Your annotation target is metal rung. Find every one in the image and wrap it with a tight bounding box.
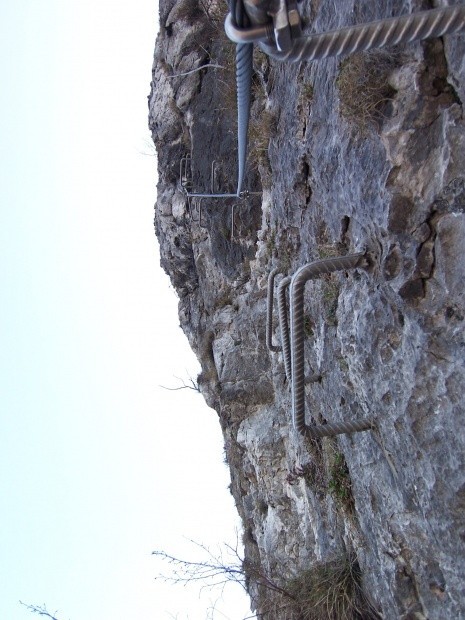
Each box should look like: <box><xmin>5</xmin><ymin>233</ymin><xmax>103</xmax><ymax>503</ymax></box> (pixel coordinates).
<box><xmin>267</xmin><ymin>254</ymin><xmax>374</xmax><ymax>438</ymax></box>
<box><xmin>178</xmin><ymin>155</ymin><xmax>261</xmax><ymax>240</ymax></box>
<box><xmin>179</xmin><ymin>154</ymin><xmax>193</xmax><ymax>193</ymax></box>
<box><xmin>211</xmin><ymin>160</ymin><xmax>221</xmax><ymax>194</ymax></box>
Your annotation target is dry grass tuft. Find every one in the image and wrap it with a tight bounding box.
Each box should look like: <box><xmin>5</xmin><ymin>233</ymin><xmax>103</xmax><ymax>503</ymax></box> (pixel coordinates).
<box><xmin>287</xmin><ymin>556</ymin><xmax>379</xmax><ymax>620</ymax></box>
<box><xmin>248</xmin><ymin>108</ymin><xmax>277</xmax><ymax>174</ymax></box>
<box><xmin>254</xmin><ymin>555</ymin><xmax>380</xmax><ymax>619</ymax></box>
<box><xmin>336</xmin><ymin>49</ymin><xmax>402</xmax><ymax>131</ymax></box>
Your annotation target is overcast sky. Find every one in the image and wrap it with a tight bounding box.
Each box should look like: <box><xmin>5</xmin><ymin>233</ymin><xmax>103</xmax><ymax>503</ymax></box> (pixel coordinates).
<box><xmin>0</xmin><ymin>1</ymin><xmax>250</xmax><ymax>618</ymax></box>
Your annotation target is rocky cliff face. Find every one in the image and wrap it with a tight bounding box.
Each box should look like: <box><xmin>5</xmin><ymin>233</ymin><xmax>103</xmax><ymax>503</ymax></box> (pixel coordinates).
<box><xmin>149</xmin><ymin>1</ymin><xmax>465</xmax><ymax>617</ymax></box>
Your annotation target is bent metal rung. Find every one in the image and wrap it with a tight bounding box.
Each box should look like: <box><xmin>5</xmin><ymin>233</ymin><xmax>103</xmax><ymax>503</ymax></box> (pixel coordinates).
<box><xmin>266</xmin><ymin>269</ymin><xmax>293</xmax><ymax>382</ymax></box>
<box><xmin>266</xmin><ymin>268</ymin><xmax>282</xmax><ymax>353</ymax></box>
<box><xmin>289</xmin><ymin>254</ymin><xmax>373</xmax><ymax>438</ymax></box>
<box><xmin>277</xmin><ymin>274</ymin><xmax>292</xmax><ymax>383</ymax></box>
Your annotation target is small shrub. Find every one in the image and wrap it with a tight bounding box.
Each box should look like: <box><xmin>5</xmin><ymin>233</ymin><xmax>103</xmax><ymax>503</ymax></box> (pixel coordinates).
<box><xmin>328</xmin><ymin>451</ymin><xmax>354</xmax><ymax>512</ymax></box>
<box><xmin>301</xmin><ymin>81</ymin><xmax>314</xmax><ymax>103</ymax></box>
<box><xmin>304</xmin><ymin>315</ymin><xmax>314</xmax><ymax>338</ymax></box>
<box><xmin>286</xmin><ymin>461</ymin><xmax>326</xmax><ymax>495</ymax></box>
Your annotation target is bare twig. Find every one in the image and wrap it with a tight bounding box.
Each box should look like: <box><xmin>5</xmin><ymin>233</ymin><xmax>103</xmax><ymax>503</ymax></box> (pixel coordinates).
<box><xmin>168</xmin><ymin>64</ymin><xmax>226</xmax><ymax>78</ymax></box>
<box><xmin>152</xmin><ymin>542</ymin><xmax>246</xmax><ymax>592</ymax></box>
<box><xmin>159</xmin><ymin>375</ymin><xmax>201</xmax><ymax>393</ymax></box>
<box><xmin>19</xmin><ymin>602</ymin><xmax>67</xmax><ymax>620</ymax></box>
<box><xmin>152</xmin><ymin>537</ymin><xmax>296</xmax><ymax>603</ymax></box>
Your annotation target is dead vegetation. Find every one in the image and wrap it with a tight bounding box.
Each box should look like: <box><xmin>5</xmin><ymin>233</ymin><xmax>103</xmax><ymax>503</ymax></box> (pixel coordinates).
<box><xmin>283</xmin><ymin>555</ymin><xmax>379</xmax><ymax>620</ymax></box>
<box><xmin>253</xmin><ymin>554</ymin><xmax>379</xmax><ymax>620</ymax></box>
<box><xmin>248</xmin><ymin>107</ymin><xmax>278</xmax><ymax>174</ymax></box>
<box><xmin>153</xmin><ymin>537</ymin><xmax>379</xmax><ymax>620</ymax></box>
<box><xmin>336</xmin><ymin>49</ymin><xmax>402</xmax><ymax>131</ymax></box>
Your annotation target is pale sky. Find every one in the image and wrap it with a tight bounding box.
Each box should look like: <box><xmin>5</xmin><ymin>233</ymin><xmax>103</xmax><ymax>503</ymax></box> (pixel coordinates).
<box><xmin>0</xmin><ymin>1</ymin><xmax>250</xmax><ymax>618</ymax></box>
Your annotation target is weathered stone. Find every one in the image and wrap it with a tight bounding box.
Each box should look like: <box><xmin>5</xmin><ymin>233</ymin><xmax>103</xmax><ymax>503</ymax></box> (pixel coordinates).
<box><xmin>149</xmin><ymin>1</ymin><xmax>465</xmax><ymax>617</ymax></box>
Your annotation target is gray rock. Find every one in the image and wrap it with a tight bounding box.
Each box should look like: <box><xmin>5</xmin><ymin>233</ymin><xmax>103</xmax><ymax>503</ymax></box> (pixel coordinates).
<box><xmin>149</xmin><ymin>1</ymin><xmax>465</xmax><ymax>617</ymax></box>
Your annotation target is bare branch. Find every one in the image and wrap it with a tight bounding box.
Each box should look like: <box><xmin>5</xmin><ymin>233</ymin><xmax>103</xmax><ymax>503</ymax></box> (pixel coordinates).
<box><xmin>152</xmin><ymin>536</ymin><xmax>296</xmax><ymax>606</ymax></box>
<box><xmin>159</xmin><ymin>375</ymin><xmax>200</xmax><ymax>393</ymax></box>
<box><xmin>152</xmin><ymin>539</ymin><xmax>247</xmax><ymax>595</ymax></box>
<box><xmin>19</xmin><ymin>602</ymin><xmax>68</xmax><ymax>620</ymax></box>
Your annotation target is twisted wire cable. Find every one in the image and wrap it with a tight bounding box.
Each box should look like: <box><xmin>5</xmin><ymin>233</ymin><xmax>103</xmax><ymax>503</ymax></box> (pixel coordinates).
<box><xmin>236</xmin><ymin>43</ymin><xmax>253</xmax><ymax>195</ymax></box>
<box><xmin>277</xmin><ymin>275</ymin><xmax>292</xmax><ymax>382</ymax></box>
<box><xmin>266</xmin><ymin>268</ymin><xmax>282</xmax><ymax>352</ymax></box>
<box><xmin>290</xmin><ymin>254</ymin><xmax>372</xmax><ymax>438</ymax></box>
<box><xmin>261</xmin><ymin>4</ymin><xmax>465</xmax><ymax>62</ymax></box>
<box><xmin>230</xmin><ymin>0</ymin><xmax>254</xmax><ymax>196</ymax></box>
<box><xmin>226</xmin><ymin>3</ymin><xmax>465</xmax><ymax>198</ymax></box>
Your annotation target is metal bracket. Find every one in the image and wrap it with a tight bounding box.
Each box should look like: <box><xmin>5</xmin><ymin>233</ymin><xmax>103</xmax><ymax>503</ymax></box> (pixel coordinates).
<box><xmin>179</xmin><ymin>154</ymin><xmax>193</xmax><ymax>193</ymax></box>
<box><xmin>271</xmin><ymin>0</ymin><xmax>302</xmax><ymax>52</ymax></box>
<box><xmin>178</xmin><ymin>154</ymin><xmax>261</xmax><ymax>240</ymax></box>
<box><xmin>226</xmin><ymin>0</ymin><xmax>302</xmax><ymax>51</ymax></box>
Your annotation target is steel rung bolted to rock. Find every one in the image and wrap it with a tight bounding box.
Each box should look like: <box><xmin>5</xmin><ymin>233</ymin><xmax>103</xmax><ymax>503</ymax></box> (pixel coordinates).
<box><xmin>278</xmin><ymin>274</ymin><xmax>292</xmax><ymax>383</ymax></box>
<box><xmin>266</xmin><ymin>268</ymin><xmax>293</xmax><ymax>380</ymax></box>
<box><xmin>179</xmin><ymin>154</ymin><xmax>193</xmax><ymax>193</ymax></box>
<box><xmin>266</xmin><ymin>268</ymin><xmax>282</xmax><ymax>353</ymax></box>
<box><xmin>289</xmin><ymin>254</ymin><xmax>373</xmax><ymax>438</ymax></box>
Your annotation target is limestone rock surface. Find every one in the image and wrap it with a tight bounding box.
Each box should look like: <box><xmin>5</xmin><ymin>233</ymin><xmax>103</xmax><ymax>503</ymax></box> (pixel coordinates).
<box><xmin>149</xmin><ymin>1</ymin><xmax>465</xmax><ymax>617</ymax></box>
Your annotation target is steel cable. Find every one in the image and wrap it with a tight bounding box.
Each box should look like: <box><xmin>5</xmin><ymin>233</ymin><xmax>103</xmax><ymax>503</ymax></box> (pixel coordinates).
<box><xmin>265</xmin><ymin>4</ymin><xmax>465</xmax><ymax>62</ymax></box>
<box><xmin>226</xmin><ymin>4</ymin><xmax>465</xmax><ymax>62</ymax></box>
<box><xmin>236</xmin><ymin>43</ymin><xmax>253</xmax><ymax>195</ymax></box>
<box><xmin>230</xmin><ymin>0</ymin><xmax>254</xmax><ymax>197</ymax></box>
<box><xmin>290</xmin><ymin>255</ymin><xmax>373</xmax><ymax>438</ymax></box>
